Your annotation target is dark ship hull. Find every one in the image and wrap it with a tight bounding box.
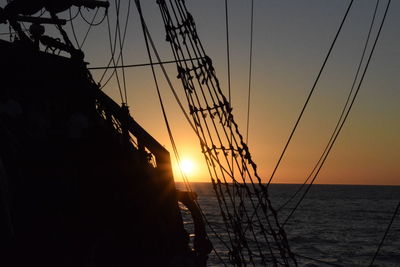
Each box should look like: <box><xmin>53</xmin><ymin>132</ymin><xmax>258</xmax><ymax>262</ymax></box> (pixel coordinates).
<box><xmin>0</xmin><ymin>39</ymin><xmax>207</xmax><ymax>266</ymax></box>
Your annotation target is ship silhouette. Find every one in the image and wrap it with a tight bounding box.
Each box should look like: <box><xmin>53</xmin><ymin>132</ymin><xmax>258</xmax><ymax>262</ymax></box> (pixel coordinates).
<box><xmin>1</xmin><ymin>1</ymin><xmax>397</xmax><ymax>266</ymax></box>
<box><xmin>0</xmin><ymin>1</ymin><xmax>211</xmax><ymax>266</ymax></box>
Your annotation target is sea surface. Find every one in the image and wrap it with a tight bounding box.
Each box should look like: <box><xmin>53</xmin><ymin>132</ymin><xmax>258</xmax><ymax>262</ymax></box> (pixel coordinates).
<box><xmin>176</xmin><ymin>183</ymin><xmax>400</xmax><ymax>266</ymax></box>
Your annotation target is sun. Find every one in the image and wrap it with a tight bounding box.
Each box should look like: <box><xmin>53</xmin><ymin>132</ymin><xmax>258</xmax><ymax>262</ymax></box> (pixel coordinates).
<box><xmin>180</xmin><ymin>158</ymin><xmax>196</xmax><ymax>175</ymax></box>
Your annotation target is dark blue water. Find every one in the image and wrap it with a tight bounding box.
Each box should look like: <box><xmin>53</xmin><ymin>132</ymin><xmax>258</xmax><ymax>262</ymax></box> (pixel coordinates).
<box><xmin>176</xmin><ymin>183</ymin><xmax>400</xmax><ymax>266</ymax></box>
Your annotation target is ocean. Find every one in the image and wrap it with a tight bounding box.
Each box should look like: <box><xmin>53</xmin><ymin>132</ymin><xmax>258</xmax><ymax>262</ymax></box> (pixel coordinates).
<box><xmin>176</xmin><ymin>183</ymin><xmax>400</xmax><ymax>266</ymax></box>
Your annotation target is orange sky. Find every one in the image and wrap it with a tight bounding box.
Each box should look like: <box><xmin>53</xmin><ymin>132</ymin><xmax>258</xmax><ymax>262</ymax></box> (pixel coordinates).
<box><xmin>2</xmin><ymin>0</ymin><xmax>397</xmax><ymax>185</ymax></box>
<box><xmin>122</xmin><ymin>1</ymin><xmax>399</xmax><ymax>185</ymax></box>
<box><xmin>103</xmin><ymin>1</ymin><xmax>399</xmax><ymax>185</ymax></box>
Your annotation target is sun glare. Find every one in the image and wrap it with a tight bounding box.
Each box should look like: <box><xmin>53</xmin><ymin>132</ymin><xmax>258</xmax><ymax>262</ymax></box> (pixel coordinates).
<box><xmin>180</xmin><ymin>158</ymin><xmax>195</xmax><ymax>175</ymax></box>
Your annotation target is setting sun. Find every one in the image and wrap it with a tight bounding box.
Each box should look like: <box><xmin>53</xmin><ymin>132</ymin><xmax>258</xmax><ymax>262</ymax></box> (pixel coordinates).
<box><xmin>172</xmin><ymin>148</ymin><xmax>208</xmax><ymax>182</ymax></box>
<box><xmin>180</xmin><ymin>158</ymin><xmax>196</xmax><ymax>176</ymax></box>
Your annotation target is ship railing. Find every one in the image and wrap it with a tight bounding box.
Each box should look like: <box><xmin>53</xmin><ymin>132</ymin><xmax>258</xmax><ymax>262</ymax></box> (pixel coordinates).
<box><xmin>94</xmin><ymin>88</ymin><xmax>174</xmax><ymax>183</ymax></box>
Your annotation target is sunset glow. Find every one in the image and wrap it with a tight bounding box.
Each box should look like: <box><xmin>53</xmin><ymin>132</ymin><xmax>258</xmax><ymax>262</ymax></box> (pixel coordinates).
<box><xmin>52</xmin><ymin>1</ymin><xmax>399</xmax><ymax>186</ymax></box>
<box><xmin>180</xmin><ymin>158</ymin><xmax>196</xmax><ymax>176</ymax></box>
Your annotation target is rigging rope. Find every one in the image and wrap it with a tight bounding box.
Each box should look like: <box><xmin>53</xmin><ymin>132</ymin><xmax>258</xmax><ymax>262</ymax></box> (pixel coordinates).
<box><xmin>266</xmin><ymin>0</ymin><xmax>355</xmax><ymax>186</ymax></box>
<box><xmin>278</xmin><ymin>0</ymin><xmax>381</xmax><ymax>213</ymax></box>
<box><xmin>245</xmin><ymin>0</ymin><xmax>254</xmax><ymax>145</ymax></box>
<box><xmin>369</xmin><ymin>200</ymin><xmax>400</xmax><ymax>266</ymax></box>
<box><xmin>66</xmin><ymin>7</ymin><xmax>80</xmax><ymax>21</ymax></box>
<box><xmin>134</xmin><ymin>4</ymin><xmax>231</xmax><ymax>264</ymax></box>
<box><xmin>283</xmin><ymin>0</ymin><xmax>391</xmax><ymax>226</ymax></box>
<box><xmin>235</xmin><ymin>0</ymin><xmax>356</xmax><ymax>238</ymax></box>
<box><xmin>69</xmin><ymin>6</ymin><xmax>107</xmax><ymax>49</ymax></box>
<box><xmin>114</xmin><ymin>0</ymin><xmax>129</xmax><ymax>104</ymax></box>
<box><xmin>224</xmin><ymin>0</ymin><xmax>235</xmax><ymax>199</ymax></box>
<box><xmin>79</xmin><ymin>6</ymin><xmax>107</xmax><ymax>26</ymax></box>
<box><xmin>69</xmin><ymin>7</ymin><xmax>81</xmax><ymax>48</ymax></box>
<box><xmin>135</xmin><ymin>0</ymin><xmax>189</xmax><ymax>193</ymax></box>
<box><xmin>98</xmin><ymin>0</ymin><xmax>131</xmax><ymax>102</ymax></box>
<box><xmin>88</xmin><ymin>58</ymin><xmax>202</xmax><ymax>70</ymax></box>
<box><xmin>104</xmin><ymin>11</ymin><xmax>124</xmax><ymax>103</ymax></box>
<box><xmin>224</xmin><ymin>0</ymin><xmax>231</xmax><ymax>103</ymax></box>
<box><xmin>155</xmin><ymin>0</ymin><xmax>297</xmax><ymax>265</ymax></box>
<box><xmin>241</xmin><ymin>0</ymin><xmax>355</xmax><ymax>243</ymax></box>
<box><xmin>79</xmin><ymin>7</ymin><xmax>100</xmax><ymax>48</ymax></box>
<box><xmin>137</xmin><ymin>23</ymin><xmax>266</xmax><ymax>261</ymax></box>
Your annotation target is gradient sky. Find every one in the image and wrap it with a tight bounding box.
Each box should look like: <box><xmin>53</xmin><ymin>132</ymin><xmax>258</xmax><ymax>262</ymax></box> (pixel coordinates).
<box><xmin>1</xmin><ymin>0</ymin><xmax>399</xmax><ymax>185</ymax></box>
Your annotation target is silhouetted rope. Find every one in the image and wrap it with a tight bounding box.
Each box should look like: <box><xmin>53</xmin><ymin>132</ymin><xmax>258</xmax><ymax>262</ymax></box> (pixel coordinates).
<box><xmin>156</xmin><ymin>0</ymin><xmax>296</xmax><ymax>265</ymax></box>
<box><xmin>370</xmin><ymin>200</ymin><xmax>400</xmax><ymax>266</ymax></box>
<box><xmin>283</xmin><ymin>0</ymin><xmax>391</xmax><ymax>226</ymax></box>
<box><xmin>266</xmin><ymin>0</ymin><xmax>354</xmax><ymax>186</ymax></box>
<box><xmin>66</xmin><ymin>7</ymin><xmax>80</xmax><ymax>21</ymax></box>
<box><xmin>174</xmin><ymin>1</ymin><xmax>280</xmax><ymax>263</ymax></box>
<box><xmin>103</xmin><ymin>12</ymin><xmax>124</xmax><ymax>102</ymax></box>
<box><xmin>79</xmin><ymin>6</ymin><xmax>107</xmax><ymax>26</ymax></box>
<box><xmin>79</xmin><ymin>7</ymin><xmax>100</xmax><ymax>48</ymax></box>
<box><xmin>243</xmin><ymin>0</ymin><xmax>355</xmax><ymax>247</ymax></box>
<box><xmin>114</xmin><ymin>0</ymin><xmax>129</xmax><ymax>104</ymax></box>
<box><xmin>278</xmin><ymin>0</ymin><xmax>381</xmax><ymax>212</ymax></box>
<box><xmin>69</xmin><ymin>7</ymin><xmax>81</xmax><ymax>47</ymax></box>
<box><xmin>141</xmin><ymin>24</ymin><xmax>268</xmax><ymax>261</ymax></box>
<box><xmin>135</xmin><ymin>5</ymin><xmax>231</xmax><ymax>265</ymax></box>
<box><xmin>160</xmin><ymin>1</ymin><xmax>260</xmax><ymax>264</ymax></box>
<box><xmin>88</xmin><ymin>58</ymin><xmax>202</xmax><ymax>70</ymax></box>
<box><xmin>135</xmin><ymin>0</ymin><xmax>193</xmax><ymax>194</ymax></box>
<box><xmin>69</xmin><ymin>6</ymin><xmax>108</xmax><ymax>49</ymax></box>
<box><xmin>245</xmin><ymin>0</ymin><xmax>254</xmax><ymax>145</ymax></box>
<box><xmin>224</xmin><ymin>0</ymin><xmax>231</xmax><ymax>103</ymax></box>
<box><xmin>97</xmin><ymin>0</ymin><xmax>130</xmax><ymax>97</ymax></box>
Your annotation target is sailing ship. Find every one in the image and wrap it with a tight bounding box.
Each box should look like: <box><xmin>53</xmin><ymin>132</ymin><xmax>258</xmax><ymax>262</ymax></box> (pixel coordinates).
<box><xmin>0</xmin><ymin>1</ymin><xmax>213</xmax><ymax>266</ymax></box>
<box><xmin>0</xmin><ymin>0</ymin><xmax>398</xmax><ymax>266</ymax></box>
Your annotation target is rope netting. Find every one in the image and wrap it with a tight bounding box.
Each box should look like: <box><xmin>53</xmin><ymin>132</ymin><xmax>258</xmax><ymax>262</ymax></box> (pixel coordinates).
<box><xmin>155</xmin><ymin>0</ymin><xmax>296</xmax><ymax>265</ymax></box>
